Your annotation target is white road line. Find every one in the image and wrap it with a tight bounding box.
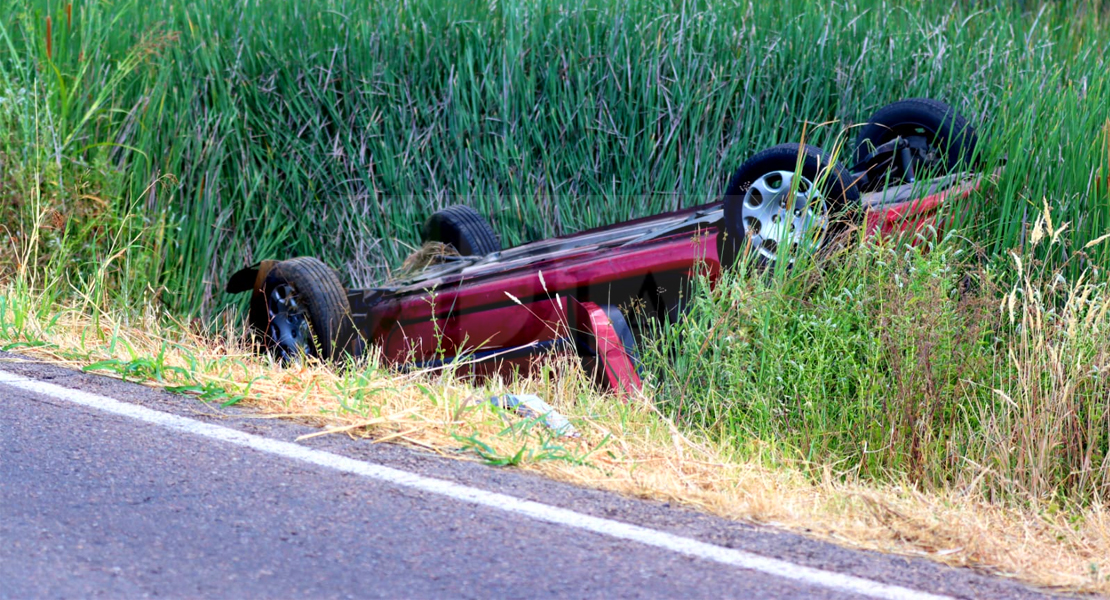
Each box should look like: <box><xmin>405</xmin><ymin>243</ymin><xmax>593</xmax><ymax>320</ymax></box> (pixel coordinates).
<box><xmin>0</xmin><ymin>370</ymin><xmax>953</xmax><ymax>600</ymax></box>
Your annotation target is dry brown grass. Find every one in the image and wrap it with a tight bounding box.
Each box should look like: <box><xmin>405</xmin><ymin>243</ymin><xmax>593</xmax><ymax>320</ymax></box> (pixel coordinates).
<box><xmin>1</xmin><ymin>292</ymin><xmax>1108</xmax><ymax>594</ymax></box>
<box><xmin>397</xmin><ymin>241</ymin><xmax>461</xmax><ymax>275</ymax></box>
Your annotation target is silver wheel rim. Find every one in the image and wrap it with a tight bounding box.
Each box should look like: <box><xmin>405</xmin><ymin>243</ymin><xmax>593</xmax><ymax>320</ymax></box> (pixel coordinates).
<box><xmin>267</xmin><ymin>283</ymin><xmax>310</xmax><ymax>360</ymax></box>
<box><xmin>741</xmin><ymin>170</ymin><xmax>828</xmax><ymax>262</ymax></box>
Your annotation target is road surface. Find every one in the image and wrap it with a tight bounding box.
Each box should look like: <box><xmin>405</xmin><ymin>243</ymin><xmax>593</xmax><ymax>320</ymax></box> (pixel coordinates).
<box><xmin>0</xmin><ymin>355</ymin><xmax>1061</xmax><ymax>599</ymax></box>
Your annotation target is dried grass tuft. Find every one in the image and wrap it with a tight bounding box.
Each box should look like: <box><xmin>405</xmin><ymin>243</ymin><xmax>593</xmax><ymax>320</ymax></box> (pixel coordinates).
<box><xmin>398</xmin><ymin>241</ymin><xmax>460</xmax><ymax>275</ymax></box>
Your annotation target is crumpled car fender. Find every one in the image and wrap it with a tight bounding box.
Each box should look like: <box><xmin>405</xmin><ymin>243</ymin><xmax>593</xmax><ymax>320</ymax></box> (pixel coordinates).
<box><xmin>225</xmin><ymin>260</ymin><xmax>277</xmax><ymax>294</ymax></box>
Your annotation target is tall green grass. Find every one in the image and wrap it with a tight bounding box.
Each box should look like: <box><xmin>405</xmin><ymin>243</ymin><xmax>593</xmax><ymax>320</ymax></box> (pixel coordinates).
<box><xmin>2</xmin><ymin>0</ymin><xmax>1108</xmax><ymax>317</ymax></box>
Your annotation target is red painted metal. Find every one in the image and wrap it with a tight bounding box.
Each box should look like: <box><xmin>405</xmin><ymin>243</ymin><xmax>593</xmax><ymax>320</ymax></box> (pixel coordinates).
<box><xmin>363</xmin><ymin>227</ymin><xmax>724</xmax><ymax>371</ymax></box>
<box><xmin>864</xmin><ymin>177</ymin><xmax>980</xmax><ymax>241</ymax></box>
<box><xmin>574</xmin><ymin>300</ymin><xmax>643</xmax><ymax>396</ymax></box>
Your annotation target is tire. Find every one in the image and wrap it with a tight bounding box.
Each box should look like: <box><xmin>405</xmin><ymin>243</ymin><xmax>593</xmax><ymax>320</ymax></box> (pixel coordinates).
<box><xmin>722</xmin><ymin>143</ymin><xmax>859</xmax><ymax>265</ymax></box>
<box><xmin>422</xmin><ymin>205</ymin><xmax>501</xmax><ymax>256</ymax></box>
<box><xmin>604</xmin><ymin>304</ymin><xmax>639</xmax><ymax>369</ymax></box>
<box><xmin>248</xmin><ymin>257</ymin><xmax>359</xmax><ymax>363</ymax></box>
<box><xmin>854</xmin><ymin>98</ymin><xmax>978</xmax><ymax>185</ymax></box>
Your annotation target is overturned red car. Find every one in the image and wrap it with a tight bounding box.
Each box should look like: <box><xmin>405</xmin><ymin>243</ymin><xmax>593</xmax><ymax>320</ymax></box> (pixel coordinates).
<box><xmin>227</xmin><ymin>98</ymin><xmax>985</xmax><ymax>394</ymax></box>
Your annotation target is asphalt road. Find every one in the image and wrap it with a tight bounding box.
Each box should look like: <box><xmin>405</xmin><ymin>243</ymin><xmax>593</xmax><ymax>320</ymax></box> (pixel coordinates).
<box><xmin>0</xmin><ymin>355</ymin><xmax>1066</xmax><ymax>599</ymax></box>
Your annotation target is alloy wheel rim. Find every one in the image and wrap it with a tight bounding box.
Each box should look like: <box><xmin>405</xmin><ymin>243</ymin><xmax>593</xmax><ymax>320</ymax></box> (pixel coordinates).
<box><xmin>741</xmin><ymin>170</ymin><xmax>828</xmax><ymax>262</ymax></box>
<box><xmin>266</xmin><ymin>283</ymin><xmax>310</xmax><ymax>360</ymax></box>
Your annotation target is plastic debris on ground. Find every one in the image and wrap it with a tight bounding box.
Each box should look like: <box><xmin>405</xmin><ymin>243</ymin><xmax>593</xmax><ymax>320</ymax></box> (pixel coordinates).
<box><xmin>487</xmin><ymin>394</ymin><xmax>579</xmax><ymax>438</ymax></box>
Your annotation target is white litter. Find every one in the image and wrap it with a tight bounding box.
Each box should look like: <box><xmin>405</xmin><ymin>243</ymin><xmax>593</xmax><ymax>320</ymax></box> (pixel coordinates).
<box><xmin>489</xmin><ymin>394</ymin><xmax>579</xmax><ymax>438</ymax></box>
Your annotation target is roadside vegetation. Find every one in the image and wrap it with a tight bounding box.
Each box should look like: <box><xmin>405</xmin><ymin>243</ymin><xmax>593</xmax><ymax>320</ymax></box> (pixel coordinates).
<box><xmin>2</xmin><ymin>0</ymin><xmax>1109</xmax><ymax>592</ymax></box>
<box><xmin>646</xmin><ymin>223</ymin><xmax>1110</xmax><ymax>507</ymax></box>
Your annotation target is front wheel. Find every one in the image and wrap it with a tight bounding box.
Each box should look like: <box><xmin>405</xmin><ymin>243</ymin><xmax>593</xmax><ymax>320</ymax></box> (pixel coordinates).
<box><xmin>723</xmin><ymin>143</ymin><xmax>859</xmax><ymax>265</ymax></box>
<box><xmin>248</xmin><ymin>257</ymin><xmax>359</xmax><ymax>363</ymax></box>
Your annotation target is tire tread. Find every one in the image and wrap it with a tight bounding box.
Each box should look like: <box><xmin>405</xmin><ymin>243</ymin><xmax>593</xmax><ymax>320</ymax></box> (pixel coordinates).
<box><xmin>422</xmin><ymin>205</ymin><xmax>501</xmax><ymax>256</ymax></box>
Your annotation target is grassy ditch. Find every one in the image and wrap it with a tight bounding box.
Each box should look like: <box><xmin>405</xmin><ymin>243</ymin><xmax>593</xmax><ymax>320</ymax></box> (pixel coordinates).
<box><xmin>1</xmin><ymin>236</ymin><xmax>1109</xmax><ymax>591</ymax></box>
<box><xmin>2</xmin><ymin>0</ymin><xmax>1109</xmax><ymax>316</ymax></box>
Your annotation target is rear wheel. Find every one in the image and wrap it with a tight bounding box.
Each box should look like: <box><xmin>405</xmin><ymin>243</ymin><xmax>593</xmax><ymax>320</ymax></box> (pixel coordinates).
<box><xmin>854</xmin><ymin>98</ymin><xmax>978</xmax><ymax>189</ymax></box>
<box><xmin>249</xmin><ymin>257</ymin><xmax>359</xmax><ymax>363</ymax></box>
<box><xmin>422</xmin><ymin>205</ymin><xmax>501</xmax><ymax>256</ymax></box>
<box><xmin>723</xmin><ymin>143</ymin><xmax>858</xmax><ymax>265</ymax></box>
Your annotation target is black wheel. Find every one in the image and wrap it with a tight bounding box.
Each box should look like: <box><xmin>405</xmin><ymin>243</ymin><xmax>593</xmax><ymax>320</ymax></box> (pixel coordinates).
<box><xmin>854</xmin><ymin>98</ymin><xmax>978</xmax><ymax>187</ymax></box>
<box><xmin>723</xmin><ymin>143</ymin><xmax>859</xmax><ymax>265</ymax></box>
<box><xmin>422</xmin><ymin>205</ymin><xmax>501</xmax><ymax>256</ymax></box>
<box><xmin>248</xmin><ymin>257</ymin><xmax>359</xmax><ymax>363</ymax></box>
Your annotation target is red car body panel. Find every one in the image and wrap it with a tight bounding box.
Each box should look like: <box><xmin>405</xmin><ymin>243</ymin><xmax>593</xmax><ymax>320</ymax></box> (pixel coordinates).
<box><xmin>346</xmin><ymin>175</ymin><xmax>983</xmax><ymax>394</ymax></box>
<box><xmin>864</xmin><ymin>173</ymin><xmax>980</xmax><ymax>239</ymax></box>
